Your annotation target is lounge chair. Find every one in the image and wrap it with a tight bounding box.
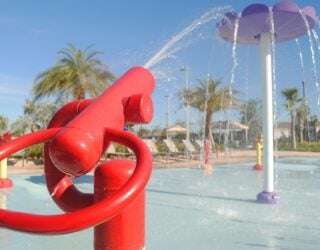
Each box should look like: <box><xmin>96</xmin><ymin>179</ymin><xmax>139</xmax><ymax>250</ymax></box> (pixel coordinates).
<box><xmin>163</xmin><ymin>139</ymin><xmax>179</xmax><ymax>154</ymax></box>
<box><xmin>143</xmin><ymin>139</ymin><xmax>159</xmax><ymax>154</ymax></box>
<box><xmin>195</xmin><ymin>139</ymin><xmax>203</xmax><ymax>149</ymax></box>
<box><xmin>106</xmin><ymin>143</ymin><xmax>116</xmax><ymax>154</ymax></box>
<box><xmin>105</xmin><ymin>143</ymin><xmax>131</xmax><ymax>158</ymax></box>
<box><xmin>182</xmin><ymin>140</ymin><xmax>196</xmax><ymax>153</ymax></box>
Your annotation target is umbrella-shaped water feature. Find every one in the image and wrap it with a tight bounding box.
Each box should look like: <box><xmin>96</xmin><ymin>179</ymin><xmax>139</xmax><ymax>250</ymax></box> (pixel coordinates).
<box><xmin>218</xmin><ymin>1</ymin><xmax>318</xmax><ymax>204</ymax></box>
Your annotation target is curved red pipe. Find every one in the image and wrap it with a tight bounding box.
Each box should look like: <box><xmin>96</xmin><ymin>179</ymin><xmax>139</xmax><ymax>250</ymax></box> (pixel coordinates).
<box><xmin>0</xmin><ymin>66</ymin><xmax>155</xmax><ymax>239</ymax></box>
<box><xmin>0</xmin><ymin>129</ymin><xmax>60</xmax><ymax>160</ymax></box>
<box><xmin>0</xmin><ymin>128</ymin><xmax>152</xmax><ymax>234</ymax></box>
<box><xmin>48</xmin><ymin>67</ymin><xmax>155</xmax><ymax>177</ymax></box>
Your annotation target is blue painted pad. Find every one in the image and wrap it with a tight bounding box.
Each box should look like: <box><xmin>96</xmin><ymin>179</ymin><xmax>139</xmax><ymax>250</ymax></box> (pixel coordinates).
<box><xmin>0</xmin><ymin>157</ymin><xmax>320</xmax><ymax>250</ymax></box>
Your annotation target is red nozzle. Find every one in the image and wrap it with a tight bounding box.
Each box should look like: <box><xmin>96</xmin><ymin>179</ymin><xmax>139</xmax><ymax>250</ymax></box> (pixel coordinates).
<box><xmin>124</xmin><ymin>95</ymin><xmax>153</xmax><ymax>124</ymax></box>
<box><xmin>49</xmin><ymin>128</ymin><xmax>103</xmax><ymax>177</ymax></box>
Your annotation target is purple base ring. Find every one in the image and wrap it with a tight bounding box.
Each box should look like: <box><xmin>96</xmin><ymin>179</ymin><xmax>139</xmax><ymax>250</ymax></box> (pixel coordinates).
<box><xmin>257</xmin><ymin>191</ymin><xmax>279</xmax><ymax>204</ymax></box>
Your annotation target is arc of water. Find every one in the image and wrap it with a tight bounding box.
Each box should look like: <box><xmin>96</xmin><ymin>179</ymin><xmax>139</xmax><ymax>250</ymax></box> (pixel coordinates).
<box><xmin>144</xmin><ymin>6</ymin><xmax>231</xmax><ymax>69</ymax></box>
<box><xmin>225</xmin><ymin>16</ymin><xmax>240</xmax><ymax>151</ymax></box>
<box><xmin>312</xmin><ymin>29</ymin><xmax>320</xmax><ymax>54</ymax></box>
<box><xmin>300</xmin><ymin>10</ymin><xmax>320</xmax><ymax>105</ymax></box>
<box><xmin>230</xmin><ymin>17</ymin><xmax>240</xmax><ymax>99</ymax></box>
<box><xmin>311</xmin><ymin>29</ymin><xmax>320</xmax><ymax>106</ymax></box>
<box><xmin>295</xmin><ymin>38</ymin><xmax>306</xmax><ymax>81</ymax></box>
<box><xmin>295</xmin><ymin>38</ymin><xmax>311</xmax><ymax>142</ymax></box>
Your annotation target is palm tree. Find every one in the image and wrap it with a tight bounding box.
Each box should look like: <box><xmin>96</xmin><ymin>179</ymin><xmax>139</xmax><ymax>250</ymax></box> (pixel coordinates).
<box><xmin>33</xmin><ymin>44</ymin><xmax>115</xmax><ymax>102</ymax></box>
<box><xmin>0</xmin><ymin>115</ymin><xmax>8</xmax><ymax>135</ymax></box>
<box><xmin>180</xmin><ymin>78</ymin><xmax>239</xmax><ymax>144</ymax></box>
<box><xmin>240</xmin><ymin>99</ymin><xmax>262</xmax><ymax>143</ymax></box>
<box><xmin>11</xmin><ymin>100</ymin><xmax>58</xmax><ymax>135</ymax></box>
<box><xmin>297</xmin><ymin>102</ymin><xmax>309</xmax><ymax>143</ymax></box>
<box><xmin>310</xmin><ymin>115</ymin><xmax>318</xmax><ymax>142</ymax></box>
<box><xmin>282</xmin><ymin>88</ymin><xmax>302</xmax><ymax>149</ymax></box>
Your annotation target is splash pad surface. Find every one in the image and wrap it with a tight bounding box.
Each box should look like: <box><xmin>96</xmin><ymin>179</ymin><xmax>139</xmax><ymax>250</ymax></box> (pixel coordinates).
<box><xmin>1</xmin><ymin>157</ymin><xmax>319</xmax><ymax>250</ymax></box>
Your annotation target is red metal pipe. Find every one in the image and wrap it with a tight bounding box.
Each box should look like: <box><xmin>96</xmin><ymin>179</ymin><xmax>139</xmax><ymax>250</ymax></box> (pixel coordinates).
<box><xmin>0</xmin><ymin>129</ymin><xmax>60</xmax><ymax>160</ymax></box>
<box><xmin>0</xmin><ymin>66</ymin><xmax>155</xmax><ymax>250</ymax></box>
<box><xmin>48</xmin><ymin>67</ymin><xmax>155</xmax><ymax>177</ymax></box>
<box><xmin>94</xmin><ymin>160</ymin><xmax>145</xmax><ymax>250</ymax></box>
<box><xmin>0</xmin><ymin>128</ymin><xmax>152</xmax><ymax>235</ymax></box>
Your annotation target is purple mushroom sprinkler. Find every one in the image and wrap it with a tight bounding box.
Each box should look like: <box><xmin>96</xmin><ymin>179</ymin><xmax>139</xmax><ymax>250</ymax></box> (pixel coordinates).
<box><xmin>218</xmin><ymin>1</ymin><xmax>318</xmax><ymax>204</ymax></box>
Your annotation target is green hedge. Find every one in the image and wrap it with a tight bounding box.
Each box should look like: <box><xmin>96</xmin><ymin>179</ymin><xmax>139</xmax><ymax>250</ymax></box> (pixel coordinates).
<box><xmin>155</xmin><ymin>141</ymin><xmax>168</xmax><ymax>154</ymax></box>
<box><xmin>175</xmin><ymin>140</ymin><xmax>185</xmax><ymax>152</ymax></box>
<box><xmin>25</xmin><ymin>144</ymin><xmax>43</xmax><ymax>159</ymax></box>
<box><xmin>114</xmin><ymin>144</ymin><xmax>129</xmax><ymax>154</ymax></box>
<box><xmin>278</xmin><ymin>142</ymin><xmax>320</xmax><ymax>152</ymax></box>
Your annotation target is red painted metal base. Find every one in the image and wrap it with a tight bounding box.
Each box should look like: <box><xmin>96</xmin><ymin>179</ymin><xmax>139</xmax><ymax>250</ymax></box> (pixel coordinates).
<box><xmin>253</xmin><ymin>164</ymin><xmax>263</xmax><ymax>171</ymax></box>
<box><xmin>0</xmin><ymin>66</ymin><xmax>155</xmax><ymax>250</ymax></box>
<box><xmin>94</xmin><ymin>160</ymin><xmax>145</xmax><ymax>250</ymax></box>
<box><xmin>0</xmin><ymin>178</ymin><xmax>13</xmax><ymax>188</ymax></box>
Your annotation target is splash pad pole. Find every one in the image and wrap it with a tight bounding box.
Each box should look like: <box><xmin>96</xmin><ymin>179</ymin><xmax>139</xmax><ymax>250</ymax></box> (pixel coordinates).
<box><xmin>218</xmin><ymin>1</ymin><xmax>317</xmax><ymax>204</ymax></box>
<box><xmin>256</xmin><ymin>32</ymin><xmax>279</xmax><ymax>203</ymax></box>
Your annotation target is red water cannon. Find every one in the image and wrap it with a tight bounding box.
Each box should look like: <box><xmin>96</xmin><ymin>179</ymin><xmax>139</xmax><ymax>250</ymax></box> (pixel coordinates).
<box><xmin>0</xmin><ymin>66</ymin><xmax>155</xmax><ymax>250</ymax></box>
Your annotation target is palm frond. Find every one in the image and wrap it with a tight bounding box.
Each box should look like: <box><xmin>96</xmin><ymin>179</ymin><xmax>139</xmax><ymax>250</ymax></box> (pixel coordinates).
<box><xmin>33</xmin><ymin>44</ymin><xmax>116</xmax><ymax>102</ymax></box>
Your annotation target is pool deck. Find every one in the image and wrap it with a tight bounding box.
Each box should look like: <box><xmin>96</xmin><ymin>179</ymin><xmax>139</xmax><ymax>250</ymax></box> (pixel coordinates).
<box><xmin>7</xmin><ymin>150</ymin><xmax>320</xmax><ymax>175</ymax></box>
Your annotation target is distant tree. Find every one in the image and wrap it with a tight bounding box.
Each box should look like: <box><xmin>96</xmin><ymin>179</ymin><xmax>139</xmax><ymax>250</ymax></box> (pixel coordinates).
<box><xmin>0</xmin><ymin>115</ymin><xmax>8</xmax><ymax>135</ymax></box>
<box><xmin>282</xmin><ymin>88</ymin><xmax>302</xmax><ymax>149</ymax></box>
<box><xmin>33</xmin><ymin>44</ymin><xmax>115</xmax><ymax>102</ymax></box>
<box><xmin>11</xmin><ymin>100</ymin><xmax>60</xmax><ymax>160</ymax></box>
<box><xmin>240</xmin><ymin>99</ymin><xmax>262</xmax><ymax>144</ymax></box>
<box><xmin>137</xmin><ymin>127</ymin><xmax>152</xmax><ymax>138</ymax></box>
<box><xmin>180</xmin><ymin>78</ymin><xmax>240</xmax><ymax>145</ymax></box>
<box><xmin>310</xmin><ymin>115</ymin><xmax>318</xmax><ymax>142</ymax></box>
<box><xmin>296</xmin><ymin>102</ymin><xmax>310</xmax><ymax>143</ymax></box>
<box><xmin>11</xmin><ymin>100</ymin><xmax>58</xmax><ymax>135</ymax></box>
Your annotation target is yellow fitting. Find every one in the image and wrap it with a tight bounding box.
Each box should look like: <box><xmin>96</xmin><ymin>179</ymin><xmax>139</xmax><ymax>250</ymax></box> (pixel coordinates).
<box><xmin>0</xmin><ymin>159</ymin><xmax>7</xmax><ymax>179</ymax></box>
<box><xmin>256</xmin><ymin>142</ymin><xmax>263</xmax><ymax>166</ymax></box>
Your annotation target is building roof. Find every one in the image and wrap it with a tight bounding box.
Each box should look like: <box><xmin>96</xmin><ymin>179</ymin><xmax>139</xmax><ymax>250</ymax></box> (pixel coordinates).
<box><xmin>167</xmin><ymin>125</ymin><xmax>187</xmax><ymax>135</ymax></box>
<box><xmin>212</xmin><ymin>121</ymin><xmax>249</xmax><ymax>132</ymax></box>
<box><xmin>277</xmin><ymin>122</ymin><xmax>291</xmax><ymax>129</ymax></box>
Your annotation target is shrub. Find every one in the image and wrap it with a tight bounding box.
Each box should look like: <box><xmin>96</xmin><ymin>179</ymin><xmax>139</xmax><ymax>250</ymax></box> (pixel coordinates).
<box><xmin>114</xmin><ymin>143</ymin><xmax>129</xmax><ymax>154</ymax></box>
<box><xmin>155</xmin><ymin>141</ymin><xmax>168</xmax><ymax>154</ymax></box>
<box><xmin>25</xmin><ymin>144</ymin><xmax>43</xmax><ymax>159</ymax></box>
<box><xmin>278</xmin><ymin>141</ymin><xmax>320</xmax><ymax>152</ymax></box>
<box><xmin>174</xmin><ymin>140</ymin><xmax>185</xmax><ymax>152</ymax></box>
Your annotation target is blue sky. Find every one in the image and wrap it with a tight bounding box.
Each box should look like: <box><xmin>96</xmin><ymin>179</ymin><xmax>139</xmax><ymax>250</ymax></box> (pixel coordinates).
<box><xmin>0</xmin><ymin>0</ymin><xmax>320</xmax><ymax>129</ymax></box>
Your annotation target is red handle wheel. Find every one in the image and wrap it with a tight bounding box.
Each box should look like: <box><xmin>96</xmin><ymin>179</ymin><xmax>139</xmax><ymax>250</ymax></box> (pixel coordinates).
<box><xmin>0</xmin><ymin>128</ymin><xmax>152</xmax><ymax>235</ymax></box>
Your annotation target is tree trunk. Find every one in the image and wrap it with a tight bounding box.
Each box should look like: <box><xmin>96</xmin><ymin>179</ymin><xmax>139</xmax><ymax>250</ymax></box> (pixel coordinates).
<box><xmin>209</xmin><ymin>127</ymin><xmax>215</xmax><ymax>150</ymax></box>
<box><xmin>74</xmin><ymin>76</ymin><xmax>86</xmax><ymax>100</ymax></box>
<box><xmin>205</xmin><ymin>111</ymin><xmax>213</xmax><ymax>141</ymax></box>
<box><xmin>75</xmin><ymin>87</ymin><xmax>85</xmax><ymax>100</ymax></box>
<box><xmin>291</xmin><ymin>112</ymin><xmax>297</xmax><ymax>149</ymax></box>
<box><xmin>298</xmin><ymin>116</ymin><xmax>304</xmax><ymax>143</ymax></box>
<box><xmin>245</xmin><ymin>128</ymin><xmax>248</xmax><ymax>145</ymax></box>
<box><xmin>224</xmin><ymin>120</ymin><xmax>230</xmax><ymax>146</ymax></box>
